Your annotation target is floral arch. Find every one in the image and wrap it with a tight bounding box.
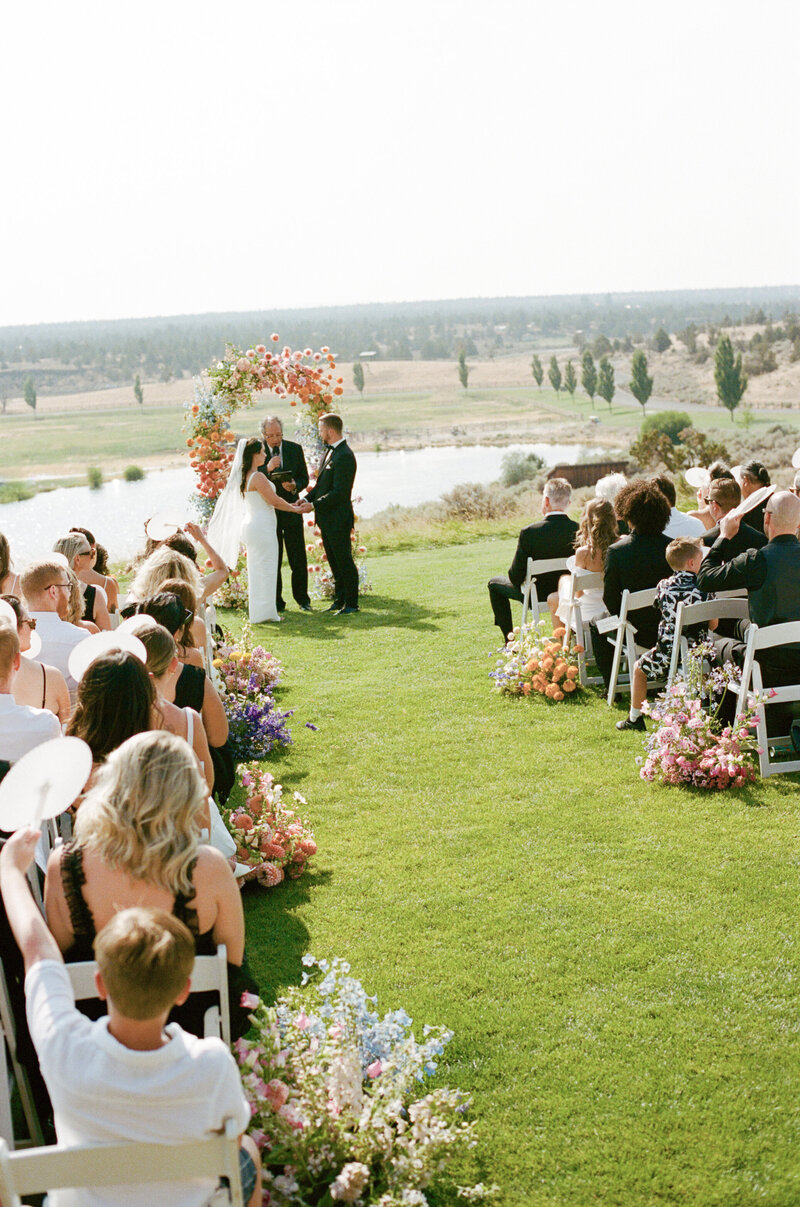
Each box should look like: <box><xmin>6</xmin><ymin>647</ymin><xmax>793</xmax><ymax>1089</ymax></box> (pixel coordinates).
<box><xmin>184</xmin><ymin>335</ymin><xmax>366</xmax><ymax>600</ymax></box>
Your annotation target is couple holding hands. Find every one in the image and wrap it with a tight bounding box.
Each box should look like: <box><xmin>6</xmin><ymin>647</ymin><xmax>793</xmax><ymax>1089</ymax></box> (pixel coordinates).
<box><xmin>208</xmin><ymin>413</ymin><xmax>359</xmax><ymax>622</ymax></box>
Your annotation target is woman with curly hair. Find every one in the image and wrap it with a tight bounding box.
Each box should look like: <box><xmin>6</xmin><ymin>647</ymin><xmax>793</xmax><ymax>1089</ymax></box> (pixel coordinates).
<box><xmin>548</xmin><ymin>497</ymin><xmax>619</xmax><ymax>630</ymax></box>
<box><xmin>44</xmin><ymin>729</ymin><xmax>256</xmax><ymax>1038</ymax></box>
<box><xmin>588</xmin><ymin>479</ymin><xmax>672</xmax><ymax>689</ymax></box>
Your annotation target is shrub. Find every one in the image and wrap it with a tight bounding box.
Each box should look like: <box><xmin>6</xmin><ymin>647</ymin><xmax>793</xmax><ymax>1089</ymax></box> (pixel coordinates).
<box><xmin>87</xmin><ymin>466</ymin><xmax>103</xmax><ymax>489</ymax></box>
<box><xmin>0</xmin><ymin>480</ymin><xmax>35</xmax><ymax>504</ymax></box>
<box><xmin>640</xmin><ymin>411</ymin><xmax>693</xmax><ymax>445</ymax></box>
<box><xmin>500</xmin><ymin>450</ymin><xmax>545</xmax><ymax>487</ymax></box>
<box><xmin>123</xmin><ymin>464</ymin><xmax>145</xmax><ymax>481</ymax></box>
<box><xmin>440</xmin><ymin>482</ymin><xmax>523</xmax><ymax>521</ymax></box>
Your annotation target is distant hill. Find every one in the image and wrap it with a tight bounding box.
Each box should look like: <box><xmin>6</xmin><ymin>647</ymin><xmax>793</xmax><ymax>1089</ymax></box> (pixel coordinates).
<box><xmin>1</xmin><ymin>285</ymin><xmax>799</xmax><ymax>400</ymax></box>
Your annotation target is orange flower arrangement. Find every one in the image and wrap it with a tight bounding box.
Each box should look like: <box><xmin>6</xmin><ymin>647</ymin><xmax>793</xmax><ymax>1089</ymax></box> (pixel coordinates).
<box><xmin>491</xmin><ymin>623</ymin><xmax>584</xmax><ymax>700</ymax></box>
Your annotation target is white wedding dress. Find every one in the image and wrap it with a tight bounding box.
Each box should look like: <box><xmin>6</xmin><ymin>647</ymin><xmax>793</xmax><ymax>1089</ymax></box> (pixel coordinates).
<box><xmin>242</xmin><ymin>474</ymin><xmax>280</xmax><ymax>623</ymax></box>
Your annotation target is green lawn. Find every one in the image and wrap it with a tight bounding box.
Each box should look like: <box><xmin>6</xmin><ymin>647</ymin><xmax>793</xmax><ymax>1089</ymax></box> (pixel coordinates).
<box><xmin>227</xmin><ymin>539</ymin><xmax>800</xmax><ymax>1207</ymax></box>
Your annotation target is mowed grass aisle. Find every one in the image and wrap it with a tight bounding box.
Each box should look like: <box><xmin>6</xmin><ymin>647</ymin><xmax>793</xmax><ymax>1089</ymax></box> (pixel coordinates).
<box><xmin>231</xmin><ymin>540</ymin><xmax>800</xmax><ymax>1207</ymax></box>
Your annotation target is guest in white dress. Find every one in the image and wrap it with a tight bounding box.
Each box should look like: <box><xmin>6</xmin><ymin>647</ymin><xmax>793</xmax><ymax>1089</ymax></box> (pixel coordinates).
<box><xmin>548</xmin><ymin>498</ymin><xmax>619</xmax><ymax>632</ymax></box>
<box><xmin>208</xmin><ymin>438</ymin><xmax>306</xmax><ymax>624</ymax></box>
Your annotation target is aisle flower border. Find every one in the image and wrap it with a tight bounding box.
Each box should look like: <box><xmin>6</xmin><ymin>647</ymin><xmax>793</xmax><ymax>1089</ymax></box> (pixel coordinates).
<box><xmin>490</xmin><ymin>622</ymin><xmax>583</xmax><ymax>700</ymax></box>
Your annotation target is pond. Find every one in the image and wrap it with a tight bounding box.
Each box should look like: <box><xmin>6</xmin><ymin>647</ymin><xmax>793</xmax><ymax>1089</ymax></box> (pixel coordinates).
<box><xmin>0</xmin><ymin>442</ymin><xmax>609</xmax><ymax>562</ymax></box>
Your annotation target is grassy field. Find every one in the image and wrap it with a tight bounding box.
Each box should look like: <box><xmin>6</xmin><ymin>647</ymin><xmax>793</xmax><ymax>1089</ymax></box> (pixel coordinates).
<box><xmin>224</xmin><ymin>539</ymin><xmax>800</xmax><ymax>1207</ymax></box>
<box><xmin>3</xmin><ymin>381</ymin><xmax>799</xmax><ymax>481</ymax></box>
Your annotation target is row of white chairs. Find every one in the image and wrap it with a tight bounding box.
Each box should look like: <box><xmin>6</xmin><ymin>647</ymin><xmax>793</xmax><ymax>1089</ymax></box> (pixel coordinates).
<box><xmin>520</xmin><ymin>556</ymin><xmax>800</xmax><ymax>778</ymax></box>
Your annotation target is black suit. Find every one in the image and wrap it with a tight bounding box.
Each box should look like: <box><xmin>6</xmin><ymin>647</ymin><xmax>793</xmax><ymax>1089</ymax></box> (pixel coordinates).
<box><xmin>261</xmin><ymin>439</ymin><xmax>310</xmax><ymax>610</ymax></box>
<box><xmin>702</xmin><ymin>520</ymin><xmax>767</xmax><ymax>556</ymax></box>
<box><xmin>488</xmin><ymin>512</ymin><xmax>579</xmax><ymax>637</ymax></box>
<box><xmin>306</xmin><ymin>441</ymin><xmax>359</xmax><ymax>609</ymax></box>
<box><xmin>589</xmin><ymin>532</ymin><xmax>671</xmax><ymax>687</ymax></box>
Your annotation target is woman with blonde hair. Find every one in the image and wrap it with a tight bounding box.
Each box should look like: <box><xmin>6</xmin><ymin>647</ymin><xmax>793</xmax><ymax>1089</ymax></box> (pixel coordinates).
<box><xmin>548</xmin><ymin>497</ymin><xmax>619</xmax><ymax>630</ymax></box>
<box><xmin>44</xmin><ymin>729</ymin><xmax>256</xmax><ymax>1037</ymax></box>
<box><xmin>128</xmin><ymin>546</ymin><xmax>202</xmax><ymax>605</ymax></box>
<box><xmin>1</xmin><ymin>593</ymin><xmax>70</xmax><ymax>722</ymax></box>
<box><xmin>53</xmin><ymin>533</ymin><xmax>111</xmax><ymax>630</ymax></box>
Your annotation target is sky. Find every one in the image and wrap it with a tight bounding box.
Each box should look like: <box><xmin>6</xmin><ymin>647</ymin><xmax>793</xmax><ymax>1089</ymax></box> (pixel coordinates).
<box><xmin>2</xmin><ymin>0</ymin><xmax>798</xmax><ymax>328</ymax></box>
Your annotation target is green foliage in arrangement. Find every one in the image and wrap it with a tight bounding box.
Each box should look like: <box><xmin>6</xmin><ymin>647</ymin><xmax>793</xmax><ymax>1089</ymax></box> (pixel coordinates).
<box><xmin>231</xmin><ymin>538</ymin><xmax>800</xmax><ymax>1207</ymax></box>
<box><xmin>597</xmin><ymin>355</ymin><xmax>615</xmax><ymax>410</ymax></box>
<box><xmin>629</xmin><ymin>349</ymin><xmax>653</xmax><ymax>414</ymax></box>
<box><xmin>715</xmin><ymin>333</ymin><xmax>748</xmax><ymax>420</ymax></box>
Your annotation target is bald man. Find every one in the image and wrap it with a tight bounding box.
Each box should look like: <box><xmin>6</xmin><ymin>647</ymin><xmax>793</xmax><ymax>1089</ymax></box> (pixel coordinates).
<box><xmin>697</xmin><ymin>490</ymin><xmax>800</xmax><ymax>686</ymax></box>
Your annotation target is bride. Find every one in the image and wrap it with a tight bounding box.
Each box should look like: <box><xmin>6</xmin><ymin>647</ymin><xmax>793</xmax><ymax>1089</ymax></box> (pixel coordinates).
<box><xmin>207</xmin><ymin>437</ymin><xmax>305</xmax><ymax>623</ymax></box>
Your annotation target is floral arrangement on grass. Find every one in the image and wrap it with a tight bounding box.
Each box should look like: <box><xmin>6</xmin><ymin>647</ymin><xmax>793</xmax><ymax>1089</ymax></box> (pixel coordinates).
<box><xmin>235</xmin><ymin>956</ymin><xmax>491</xmax><ymax>1207</ymax></box>
<box><xmin>212</xmin><ymin>624</ymin><xmax>292</xmax><ymax>761</ymax></box>
<box><xmin>222</xmin><ymin>764</ymin><xmax>316</xmax><ymax>888</ymax></box>
<box><xmin>305</xmin><ymin>502</ymin><xmax>370</xmax><ymax>601</ymax></box>
<box><xmin>214</xmin><ymin>622</ymin><xmax>283</xmax><ymax>694</ymax></box>
<box><xmin>638</xmin><ymin>645</ymin><xmax>762</xmax><ymax>789</ymax></box>
<box><xmin>490</xmin><ymin>621</ymin><xmax>582</xmax><ymax>699</ymax></box>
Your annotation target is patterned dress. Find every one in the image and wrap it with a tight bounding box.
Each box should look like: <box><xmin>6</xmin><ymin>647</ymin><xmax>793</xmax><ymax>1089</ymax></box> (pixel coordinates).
<box><xmin>636</xmin><ymin>571</ymin><xmax>711</xmax><ymax>679</ymax></box>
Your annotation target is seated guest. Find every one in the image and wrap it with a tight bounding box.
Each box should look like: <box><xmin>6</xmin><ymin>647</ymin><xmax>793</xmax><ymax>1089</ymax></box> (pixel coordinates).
<box><xmin>616</xmin><ymin>538</ymin><xmax>716</xmax><ymax>731</ymax></box>
<box><xmin>697</xmin><ymin>490</ymin><xmax>800</xmax><ymax>690</ymax></box>
<box><xmin>0</xmin><ymin>533</ymin><xmax>21</xmax><ymax>596</ymax></box>
<box><xmin>702</xmin><ymin>477</ymin><xmax>767</xmax><ymax>556</ymax></box>
<box><xmin>595</xmin><ymin>473</ymin><xmax>629</xmax><ymax>535</ymax></box>
<box><xmin>0</xmin><ymin>622</ymin><xmax>61</xmax><ymax>761</ymax></box>
<box><xmin>1</xmin><ymin>595</ymin><xmax>71</xmax><ymax>723</ymax></box>
<box><xmin>44</xmin><ymin>729</ymin><xmax>257</xmax><ymax>1040</ymax></box>
<box><xmin>163</xmin><ymin>522</ymin><xmax>230</xmax><ymax>602</ymax></box>
<box><xmin>53</xmin><ymin>533</ymin><xmax>111</xmax><ymax>630</ymax></box>
<box><xmin>589</xmin><ymin>480</ymin><xmax>672</xmax><ymax>689</ymax></box>
<box><xmin>653</xmin><ymin>475</ymin><xmax>706</xmax><ymax>538</ymax></box>
<box><xmin>488</xmin><ymin>478</ymin><xmax>578</xmax><ymax>639</ymax></box>
<box><xmin>21</xmin><ymin>559</ymin><xmax>90</xmax><ymax>705</ymax></box>
<box><xmin>128</xmin><ymin>546</ymin><xmax>203</xmax><ymax>605</ymax></box>
<box><xmin>128</xmin><ymin>620</ymin><xmax>215</xmax><ymax>793</ymax></box>
<box><xmin>3</xmin><ymin>831</ymin><xmax>262</xmax><ymax>1205</ymax></box>
<box><xmin>66</xmin><ymin>650</ymin><xmax>157</xmax><ymax>771</ymax></box>
<box><xmin>548</xmin><ymin>498</ymin><xmax>618</xmax><ymax>630</ymax></box>
<box><xmin>160</xmin><ymin>576</ymin><xmax>207</xmax><ymax>664</ymax></box>
<box><xmin>687</xmin><ymin>461</ymin><xmax>734</xmax><ymax>528</ymax></box>
<box><xmin>736</xmin><ymin>460</ymin><xmax>774</xmax><ymax>534</ymax></box>
<box><xmin>69</xmin><ymin>526</ymin><xmax>120</xmax><ymax>613</ymax></box>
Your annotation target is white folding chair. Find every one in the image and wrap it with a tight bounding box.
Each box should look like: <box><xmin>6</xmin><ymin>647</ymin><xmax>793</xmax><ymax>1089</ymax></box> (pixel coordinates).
<box><xmin>66</xmin><ymin>944</ymin><xmax>231</xmax><ymax>1045</ymax></box>
<box><xmin>0</xmin><ymin>1114</ymin><xmax>244</xmax><ymax>1207</ymax></box>
<box><xmin>666</xmin><ymin>597</ymin><xmax>750</xmax><ymax>689</ymax></box>
<box><xmin>0</xmin><ymin>963</ymin><xmax>44</xmax><ymax>1149</ymax></box>
<box><xmin>520</xmin><ymin>556</ymin><xmax>570</xmax><ymax>627</ymax></box>
<box><xmin>734</xmin><ymin>621</ymin><xmax>800</xmax><ymax>777</ymax></box>
<box><xmin>560</xmin><ymin>569</ymin><xmax>604</xmax><ymax>686</ymax></box>
<box><xmin>596</xmin><ymin>587</ymin><xmax>661</xmax><ymax>705</ymax></box>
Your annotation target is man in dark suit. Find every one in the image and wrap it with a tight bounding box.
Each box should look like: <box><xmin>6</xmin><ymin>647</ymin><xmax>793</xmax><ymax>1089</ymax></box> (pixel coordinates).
<box><xmin>702</xmin><ymin>477</ymin><xmax>767</xmax><ymax>556</ymax></box>
<box><xmin>488</xmin><ymin>478</ymin><xmax>578</xmax><ymax>639</ymax></box>
<box><xmin>260</xmin><ymin>416</ymin><xmax>311</xmax><ymax>612</ymax></box>
<box><xmin>587</xmin><ymin>479</ymin><xmax>672</xmax><ymax>689</ymax></box>
<box><xmin>301</xmin><ymin>413</ymin><xmax>359</xmax><ymax>614</ymax></box>
<box><xmin>697</xmin><ymin>490</ymin><xmax>800</xmax><ymax>687</ymax></box>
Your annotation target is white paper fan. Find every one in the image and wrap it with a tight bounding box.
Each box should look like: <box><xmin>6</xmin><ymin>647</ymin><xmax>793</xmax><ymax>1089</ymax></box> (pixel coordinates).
<box><xmin>684</xmin><ymin>466</ymin><xmax>710</xmax><ymax>490</ymax></box>
<box><xmin>67</xmin><ymin>632</ymin><xmax>147</xmax><ymax>684</ymax></box>
<box><xmin>145</xmin><ymin>512</ymin><xmax>184</xmax><ymax>541</ymax></box>
<box><xmin>0</xmin><ymin>737</ymin><xmax>93</xmax><ymax>830</ymax></box>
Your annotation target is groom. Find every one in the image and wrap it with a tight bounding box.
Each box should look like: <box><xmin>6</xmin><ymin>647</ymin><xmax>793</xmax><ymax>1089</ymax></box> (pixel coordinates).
<box><xmin>300</xmin><ymin>413</ymin><xmax>359</xmax><ymax>614</ymax></box>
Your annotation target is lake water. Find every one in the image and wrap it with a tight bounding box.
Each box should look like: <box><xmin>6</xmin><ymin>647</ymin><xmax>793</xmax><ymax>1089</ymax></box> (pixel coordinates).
<box><xmin>0</xmin><ymin>442</ymin><xmax>606</xmax><ymax>562</ymax></box>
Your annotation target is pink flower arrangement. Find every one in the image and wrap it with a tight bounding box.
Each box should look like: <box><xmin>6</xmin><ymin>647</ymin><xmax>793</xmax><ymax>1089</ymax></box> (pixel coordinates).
<box><xmin>223</xmin><ymin>763</ymin><xmax>317</xmax><ymax>888</ymax></box>
<box><xmin>212</xmin><ymin>622</ymin><xmax>283</xmax><ymax>693</ymax></box>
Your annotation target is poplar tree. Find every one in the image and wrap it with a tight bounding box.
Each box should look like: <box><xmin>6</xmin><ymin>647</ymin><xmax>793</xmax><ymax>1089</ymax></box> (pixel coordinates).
<box><xmin>629</xmin><ymin>350</ymin><xmax>653</xmax><ymax>414</ymax></box>
<box><xmin>714</xmin><ymin>334</ymin><xmax>747</xmax><ymax>421</ymax></box>
<box><xmin>457</xmin><ymin>348</ymin><xmax>469</xmax><ymax>391</ymax></box>
<box><xmin>23</xmin><ymin>376</ymin><xmax>36</xmax><ymax>413</ymax></box>
<box><xmin>581</xmin><ymin>349</ymin><xmax>597</xmax><ymax>405</ymax></box>
<box><xmin>531</xmin><ymin>354</ymin><xmax>544</xmax><ymax>387</ymax></box>
<box><xmin>353</xmin><ymin>361</ymin><xmax>365</xmax><ymax>396</ymax></box>
<box><xmin>133</xmin><ymin>374</ymin><xmax>144</xmax><ymax>406</ymax></box>
<box><xmin>548</xmin><ymin>355</ymin><xmax>562</xmax><ymax>397</ymax></box>
<box><xmin>597</xmin><ymin>357</ymin><xmax>616</xmax><ymax>411</ymax></box>
<box><xmin>563</xmin><ymin>360</ymin><xmax>577</xmax><ymax>403</ymax></box>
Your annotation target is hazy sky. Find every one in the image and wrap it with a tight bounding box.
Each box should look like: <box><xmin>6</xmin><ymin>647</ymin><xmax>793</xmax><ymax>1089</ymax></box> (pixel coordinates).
<box><xmin>3</xmin><ymin>0</ymin><xmax>798</xmax><ymax>327</ymax></box>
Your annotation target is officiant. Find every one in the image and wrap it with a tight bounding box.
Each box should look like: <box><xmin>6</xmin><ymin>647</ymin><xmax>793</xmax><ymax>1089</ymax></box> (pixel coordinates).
<box><xmin>260</xmin><ymin>416</ymin><xmax>312</xmax><ymax>613</ymax></box>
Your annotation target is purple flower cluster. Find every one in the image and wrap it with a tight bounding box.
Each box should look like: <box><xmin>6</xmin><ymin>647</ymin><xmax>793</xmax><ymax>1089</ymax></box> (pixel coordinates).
<box><xmin>224</xmin><ymin>692</ymin><xmax>293</xmax><ymax>762</ymax></box>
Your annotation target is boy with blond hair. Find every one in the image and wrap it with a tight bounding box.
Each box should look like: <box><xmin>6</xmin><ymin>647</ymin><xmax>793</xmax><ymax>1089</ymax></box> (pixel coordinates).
<box><xmin>616</xmin><ymin>537</ymin><xmax>716</xmax><ymax>731</ymax></box>
<box><xmin>0</xmin><ymin>828</ymin><xmax>261</xmax><ymax>1206</ymax></box>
